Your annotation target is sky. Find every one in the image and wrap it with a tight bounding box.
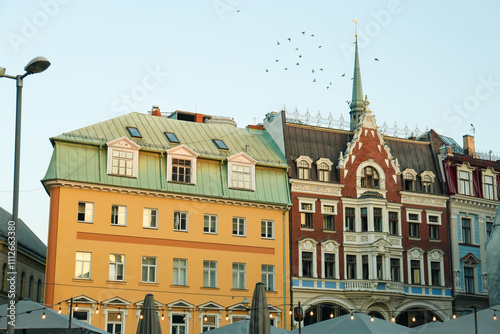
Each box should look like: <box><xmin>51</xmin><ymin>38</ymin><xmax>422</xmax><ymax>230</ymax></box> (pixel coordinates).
<box><xmin>1</xmin><ymin>0</ymin><xmax>500</xmax><ymax>243</ymax></box>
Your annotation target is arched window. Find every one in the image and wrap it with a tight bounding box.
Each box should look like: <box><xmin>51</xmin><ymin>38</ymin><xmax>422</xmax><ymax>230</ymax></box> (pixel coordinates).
<box><xmin>29</xmin><ymin>276</ymin><xmax>34</xmax><ymax>299</ymax></box>
<box><xmin>20</xmin><ymin>272</ymin><xmax>26</xmax><ymax>298</ymax></box>
<box><xmin>361</xmin><ymin>166</ymin><xmax>379</xmax><ymax>188</ymax></box>
<box><xmin>298</xmin><ymin>160</ymin><xmax>310</xmax><ymax>179</ymax></box>
<box><xmin>37</xmin><ymin>280</ymin><xmax>42</xmax><ymax>302</ymax></box>
<box><xmin>318</xmin><ymin>162</ymin><xmax>330</xmax><ymax>182</ymax></box>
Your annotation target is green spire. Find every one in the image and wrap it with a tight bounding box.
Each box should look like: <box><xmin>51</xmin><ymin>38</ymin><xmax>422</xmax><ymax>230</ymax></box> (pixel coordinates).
<box><xmin>349</xmin><ymin>36</ymin><xmax>364</xmax><ymax>113</ymax></box>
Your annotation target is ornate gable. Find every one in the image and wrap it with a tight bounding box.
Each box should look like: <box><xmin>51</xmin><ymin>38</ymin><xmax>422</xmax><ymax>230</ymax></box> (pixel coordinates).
<box><xmin>168</xmin><ymin>299</ymin><xmax>195</xmax><ymax>309</ymax></box>
<box><xmin>166</xmin><ymin>144</ymin><xmax>199</xmax><ymax>158</ymax></box>
<box><xmin>227</xmin><ymin>152</ymin><xmax>258</xmax><ymax>165</ymax></box>
<box><xmin>106</xmin><ymin>136</ymin><xmax>142</xmax><ymax>150</ymax></box>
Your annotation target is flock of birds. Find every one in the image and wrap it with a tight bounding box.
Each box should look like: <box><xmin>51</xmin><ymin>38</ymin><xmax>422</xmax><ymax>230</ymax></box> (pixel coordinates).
<box><xmin>266</xmin><ymin>31</ymin><xmax>380</xmax><ymax>91</ymax></box>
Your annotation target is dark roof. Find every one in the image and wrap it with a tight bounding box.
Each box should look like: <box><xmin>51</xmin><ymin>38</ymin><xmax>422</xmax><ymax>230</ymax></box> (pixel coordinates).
<box><xmin>283</xmin><ymin>123</ymin><xmax>445</xmax><ymax>195</ymax></box>
<box><xmin>0</xmin><ymin>207</ymin><xmax>47</xmax><ymax>262</ymax></box>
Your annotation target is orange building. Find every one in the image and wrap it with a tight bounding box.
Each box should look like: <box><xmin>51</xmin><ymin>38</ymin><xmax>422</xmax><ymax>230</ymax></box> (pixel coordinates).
<box><xmin>42</xmin><ymin>110</ymin><xmax>291</xmax><ymax>333</ymax></box>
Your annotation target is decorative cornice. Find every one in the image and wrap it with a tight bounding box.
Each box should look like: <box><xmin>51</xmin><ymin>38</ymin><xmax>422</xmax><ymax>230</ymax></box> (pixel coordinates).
<box><xmin>43</xmin><ymin>180</ymin><xmax>288</xmax><ymax>211</ymax></box>
<box><xmin>400</xmin><ymin>192</ymin><xmax>448</xmax><ymax>208</ymax></box>
<box><xmin>290</xmin><ymin>179</ymin><xmax>343</xmax><ymax>196</ymax></box>
<box><xmin>449</xmin><ymin>194</ymin><xmax>498</xmax><ymax>214</ymax></box>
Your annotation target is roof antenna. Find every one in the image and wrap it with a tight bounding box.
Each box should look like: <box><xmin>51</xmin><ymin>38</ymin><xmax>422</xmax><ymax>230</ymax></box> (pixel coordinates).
<box><xmin>470</xmin><ymin>123</ymin><xmax>475</xmax><ymax>137</ymax></box>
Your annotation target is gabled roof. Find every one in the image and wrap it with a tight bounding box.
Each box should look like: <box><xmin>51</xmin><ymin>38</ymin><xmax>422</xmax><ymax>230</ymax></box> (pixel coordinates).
<box><xmin>51</xmin><ymin>112</ymin><xmax>286</xmax><ymax>168</ymax></box>
<box><xmin>0</xmin><ymin>207</ymin><xmax>46</xmax><ymax>261</ymax></box>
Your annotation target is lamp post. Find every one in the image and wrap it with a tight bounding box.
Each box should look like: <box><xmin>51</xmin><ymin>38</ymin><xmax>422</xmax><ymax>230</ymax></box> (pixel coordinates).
<box><xmin>1</xmin><ymin>56</ymin><xmax>50</xmax><ymax>334</ymax></box>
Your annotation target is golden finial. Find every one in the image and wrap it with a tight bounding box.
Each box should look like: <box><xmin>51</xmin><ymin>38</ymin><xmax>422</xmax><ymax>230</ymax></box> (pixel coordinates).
<box><xmin>353</xmin><ymin>19</ymin><xmax>358</xmax><ymax>37</ymax></box>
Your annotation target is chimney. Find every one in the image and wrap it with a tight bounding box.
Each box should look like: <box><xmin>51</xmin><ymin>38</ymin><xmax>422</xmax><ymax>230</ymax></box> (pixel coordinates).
<box><xmin>151</xmin><ymin>105</ymin><xmax>161</xmax><ymax>117</ymax></box>
<box><xmin>463</xmin><ymin>135</ymin><xmax>475</xmax><ymax>156</ymax></box>
<box><xmin>195</xmin><ymin>113</ymin><xmax>204</xmax><ymax>123</ymax></box>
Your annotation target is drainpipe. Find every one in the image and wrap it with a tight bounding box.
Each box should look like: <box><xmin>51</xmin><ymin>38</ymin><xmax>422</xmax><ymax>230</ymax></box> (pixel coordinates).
<box><xmin>219</xmin><ymin>161</ymin><xmax>226</xmax><ymax>197</ymax></box>
<box><xmin>98</xmin><ymin>145</ymin><xmax>102</xmax><ymax>182</ymax></box>
<box><xmin>283</xmin><ymin>203</ymin><xmax>289</xmax><ymax>329</ymax></box>
<box><xmin>159</xmin><ymin>152</ymin><xmax>164</xmax><ymax>189</ymax></box>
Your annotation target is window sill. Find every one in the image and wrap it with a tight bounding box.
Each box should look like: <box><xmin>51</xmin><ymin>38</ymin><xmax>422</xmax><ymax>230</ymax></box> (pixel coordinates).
<box><xmin>168</xmin><ymin>181</ymin><xmax>195</xmax><ymax>186</ymax></box>
<box><xmin>77</xmin><ymin>221</ymin><xmax>93</xmax><ymax>224</ymax></box>
<box><xmin>108</xmin><ymin>173</ymin><xmax>138</xmax><ymax>179</ymax></box>
<box><xmin>300</xmin><ymin>227</ymin><xmax>314</xmax><ymax>231</ymax></box>
<box><xmin>138</xmin><ymin>282</ymin><xmax>159</xmax><ymax>286</ymax></box>
<box><xmin>264</xmin><ymin>290</ymin><xmax>278</xmax><ymax>294</ymax></box>
<box><xmin>230</xmin><ymin>288</ymin><xmax>249</xmax><ymax>292</ymax></box>
<box><xmin>72</xmin><ymin>278</ymin><xmax>93</xmax><ymax>283</ymax></box>
<box><xmin>111</xmin><ymin>224</ymin><xmax>127</xmax><ymax>227</ymax></box>
<box><xmin>408</xmin><ymin>237</ymin><xmax>421</xmax><ymax>241</ymax></box>
<box><xmin>174</xmin><ymin>229</ymin><xmax>189</xmax><ymax>232</ymax></box>
<box><xmin>143</xmin><ymin>226</ymin><xmax>158</xmax><ymax>230</ymax></box>
<box><xmin>261</xmin><ymin>237</ymin><xmax>275</xmax><ymax>240</ymax></box>
<box><xmin>204</xmin><ymin>232</ymin><xmax>218</xmax><ymax>235</ymax></box>
<box><xmin>170</xmin><ymin>284</ymin><xmax>190</xmax><ymax>288</ymax></box>
<box><xmin>429</xmin><ymin>239</ymin><xmax>441</xmax><ymax>243</ymax></box>
<box><xmin>232</xmin><ymin>234</ymin><xmax>246</xmax><ymax>237</ymax></box>
<box><xmin>229</xmin><ymin>187</ymin><xmax>255</xmax><ymax>192</ymax></box>
<box><xmin>459</xmin><ymin>243</ymin><xmax>480</xmax><ymax>247</ymax></box>
<box><xmin>200</xmin><ymin>287</ymin><xmax>220</xmax><ymax>290</ymax></box>
<box><xmin>322</xmin><ymin>229</ymin><xmax>336</xmax><ymax>233</ymax></box>
<box><xmin>107</xmin><ymin>280</ymin><xmax>126</xmax><ymax>284</ymax></box>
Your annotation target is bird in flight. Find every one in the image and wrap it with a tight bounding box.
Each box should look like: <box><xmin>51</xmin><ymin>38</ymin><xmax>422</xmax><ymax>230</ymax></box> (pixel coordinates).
<box><xmin>319</xmin><ymin>68</ymin><xmax>323</xmax><ymax>71</ymax></box>
<box><xmin>318</xmin><ymin>45</ymin><xmax>322</xmax><ymax>48</ymax></box>
<box><xmin>311</xmin><ymin>34</ymin><xmax>314</xmax><ymax>37</ymax></box>
<box><xmin>299</xmin><ymin>55</ymin><xmax>302</xmax><ymax>58</ymax></box>
<box><xmin>275</xmin><ymin>59</ymin><xmax>279</xmax><ymax>62</ymax></box>
<box><xmin>295</xmin><ymin>48</ymin><xmax>299</xmax><ymax>51</ymax></box>
<box><xmin>374</xmin><ymin>58</ymin><xmax>379</xmax><ymax>61</ymax></box>
<box><xmin>288</xmin><ymin>37</ymin><xmax>291</xmax><ymax>42</ymax></box>
<box><xmin>265</xmin><ymin>69</ymin><xmax>269</xmax><ymax>72</ymax></box>
<box><xmin>284</xmin><ymin>68</ymin><xmax>288</xmax><ymax>70</ymax></box>
<box><xmin>277</xmin><ymin>41</ymin><xmax>280</xmax><ymax>45</ymax></box>
<box><xmin>313</xmin><ymin>79</ymin><xmax>316</xmax><ymax>82</ymax></box>
<box><xmin>301</xmin><ymin>31</ymin><xmax>306</xmax><ymax>35</ymax></box>
<box><xmin>311</xmin><ymin>69</ymin><xmax>315</xmax><ymax>73</ymax></box>
<box><xmin>296</xmin><ymin>63</ymin><xmax>300</xmax><ymax>65</ymax></box>
<box><xmin>326</xmin><ymin>86</ymin><xmax>330</xmax><ymax>89</ymax></box>
<box><xmin>341</xmin><ymin>73</ymin><xmax>345</xmax><ymax>77</ymax></box>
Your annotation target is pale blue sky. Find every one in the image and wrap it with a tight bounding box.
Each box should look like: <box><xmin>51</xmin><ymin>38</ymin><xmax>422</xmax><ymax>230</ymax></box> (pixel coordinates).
<box><xmin>1</xmin><ymin>0</ymin><xmax>499</xmax><ymax>242</ymax></box>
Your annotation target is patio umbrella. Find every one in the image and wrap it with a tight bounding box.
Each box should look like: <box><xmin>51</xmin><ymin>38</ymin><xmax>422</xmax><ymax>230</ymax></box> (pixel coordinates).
<box><xmin>204</xmin><ymin>319</ymin><xmax>288</xmax><ymax>334</ymax></box>
<box><xmin>136</xmin><ymin>294</ymin><xmax>162</xmax><ymax>334</ymax></box>
<box><xmin>415</xmin><ymin>305</ymin><xmax>500</xmax><ymax>334</ymax></box>
<box><xmin>288</xmin><ymin>311</ymin><xmax>417</xmax><ymax>334</ymax></box>
<box><xmin>249</xmin><ymin>282</ymin><xmax>271</xmax><ymax>334</ymax></box>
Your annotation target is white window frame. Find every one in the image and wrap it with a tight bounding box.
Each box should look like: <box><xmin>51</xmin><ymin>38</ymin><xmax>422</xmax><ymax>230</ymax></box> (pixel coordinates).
<box><xmin>457</xmin><ymin>163</ymin><xmax>475</xmax><ymax>195</ymax></box>
<box><xmin>298</xmin><ymin>197</ymin><xmax>316</xmax><ymax>228</ymax></box>
<box><xmin>78</xmin><ymin>202</ymin><xmax>94</xmax><ymax>223</ymax></box>
<box><xmin>321</xmin><ymin>240</ymin><xmax>340</xmax><ymax>279</ymax></box>
<box><xmin>109</xmin><ymin>254</ymin><xmax>125</xmax><ymax>281</ymax></box>
<box><xmin>407</xmin><ymin>247</ymin><xmax>425</xmax><ymax>285</ymax></box>
<box><xmin>73</xmin><ymin>308</ymin><xmax>92</xmax><ymax>324</ymax></box>
<box><xmin>166</xmin><ymin>144</ymin><xmax>199</xmax><ymax>185</ymax></box>
<box><xmin>203</xmin><ymin>261</ymin><xmax>217</xmax><ymax>288</ymax></box>
<box><xmin>204</xmin><ymin>214</ymin><xmax>218</xmax><ymax>234</ymax></box>
<box><xmin>174</xmin><ymin>211</ymin><xmax>188</xmax><ymax>231</ymax></box>
<box><xmin>427</xmin><ymin>249</ymin><xmax>445</xmax><ymax>287</ymax></box>
<box><xmin>426</xmin><ymin>210</ymin><xmax>442</xmax><ymax>240</ymax></box>
<box><xmin>407</xmin><ymin>208</ymin><xmax>422</xmax><ymax>239</ymax></box>
<box><xmin>201</xmin><ymin>314</ymin><xmax>218</xmax><ymax>332</ymax></box>
<box><xmin>75</xmin><ymin>252</ymin><xmax>91</xmax><ymax>279</ymax></box>
<box><xmin>173</xmin><ymin>258</ymin><xmax>187</xmax><ymax>286</ymax></box>
<box><xmin>227</xmin><ymin>152</ymin><xmax>257</xmax><ymax>191</ymax></box>
<box><xmin>420</xmin><ymin>171</ymin><xmax>436</xmax><ymax>193</ymax></box>
<box><xmin>262</xmin><ymin>264</ymin><xmax>275</xmax><ymax>291</ymax></box>
<box><xmin>261</xmin><ymin>220</ymin><xmax>274</xmax><ymax>239</ymax></box>
<box><xmin>232</xmin><ymin>262</ymin><xmax>246</xmax><ymax>290</ymax></box>
<box><xmin>141</xmin><ymin>256</ymin><xmax>157</xmax><ymax>283</ymax></box>
<box><xmin>460</xmin><ymin>215</ymin><xmax>474</xmax><ymax>244</ymax></box>
<box><xmin>170</xmin><ymin>313</ymin><xmax>188</xmax><ymax>334</ymax></box>
<box><xmin>482</xmin><ymin>167</ymin><xmax>498</xmax><ymax>200</ymax></box>
<box><xmin>111</xmin><ymin>205</ymin><xmax>127</xmax><ymax>226</ymax></box>
<box><xmin>402</xmin><ymin>168</ymin><xmax>417</xmax><ymax>191</ymax></box>
<box><xmin>105</xmin><ymin>310</ymin><xmax>124</xmax><ymax>334</ymax></box>
<box><xmin>232</xmin><ymin>217</ymin><xmax>246</xmax><ymax>237</ymax></box>
<box><xmin>106</xmin><ymin>137</ymin><xmax>141</xmax><ymax>178</ymax></box>
<box><xmin>143</xmin><ymin>208</ymin><xmax>158</xmax><ymax>229</ymax></box>
<box><xmin>320</xmin><ymin>199</ymin><xmax>338</xmax><ymax>231</ymax></box>
<box><xmin>296</xmin><ymin>155</ymin><xmax>313</xmax><ymax>180</ymax></box>
<box><xmin>316</xmin><ymin>158</ymin><xmax>333</xmax><ymax>182</ymax></box>
<box><xmin>298</xmin><ymin>238</ymin><xmax>318</xmax><ymax>278</ymax></box>
<box><xmin>345</xmin><ymin>254</ymin><xmax>358</xmax><ymax>279</ymax></box>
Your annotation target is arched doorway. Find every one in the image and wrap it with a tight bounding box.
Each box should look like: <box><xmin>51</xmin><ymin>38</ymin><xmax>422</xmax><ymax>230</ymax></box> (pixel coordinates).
<box><xmin>396</xmin><ymin>307</ymin><xmax>443</xmax><ymax>328</ymax></box>
<box><xmin>367</xmin><ymin>310</ymin><xmax>385</xmax><ymax>320</ymax></box>
<box><xmin>304</xmin><ymin>303</ymin><xmax>349</xmax><ymax>326</ymax></box>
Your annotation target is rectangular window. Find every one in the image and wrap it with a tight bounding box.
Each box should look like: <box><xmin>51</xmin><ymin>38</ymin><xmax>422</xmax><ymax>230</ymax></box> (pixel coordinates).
<box><xmin>376</xmin><ymin>255</ymin><xmax>383</xmax><ymax>280</ymax></box>
<box><xmin>232</xmin><ymin>217</ymin><xmax>246</xmax><ymax>236</ymax></box>
<box><xmin>75</xmin><ymin>252</ymin><xmax>91</xmax><ymax>279</ymax></box>
<box><xmin>462</xmin><ymin>218</ymin><xmax>471</xmax><ymax>244</ymax></box>
<box><xmin>172</xmin><ymin>314</ymin><xmax>186</xmax><ymax>334</ymax></box>
<box><xmin>302</xmin><ymin>252</ymin><xmax>313</xmax><ymax>277</ymax></box>
<box><xmin>429</xmin><ymin>225</ymin><xmax>439</xmax><ymax>240</ymax></box>
<box><xmin>298</xmin><ymin>161</ymin><xmax>310</xmax><ymax>179</ymax></box>
<box><xmin>459</xmin><ymin>171</ymin><xmax>471</xmax><ymax>195</ymax></box>
<box><xmin>174</xmin><ymin>211</ymin><xmax>188</xmax><ymax>231</ymax></box>
<box><xmin>203</xmin><ymin>261</ymin><xmax>217</xmax><ymax>288</ymax></box>
<box><xmin>231</xmin><ymin>165</ymin><xmax>251</xmax><ymax>189</ymax></box>
<box><xmin>373</xmin><ymin>208</ymin><xmax>382</xmax><ymax>232</ymax></box>
<box><xmin>362</xmin><ymin>255</ymin><xmax>369</xmax><ymax>280</ymax></box>
<box><xmin>262</xmin><ymin>265</ymin><xmax>275</xmax><ymax>291</ymax></box>
<box><xmin>109</xmin><ymin>254</ymin><xmax>124</xmax><ymax>281</ymax></box>
<box><xmin>74</xmin><ymin>311</ymin><xmax>89</xmax><ymax>324</ymax></box>
<box><xmin>261</xmin><ymin>220</ymin><xmax>274</xmax><ymax>239</ymax></box>
<box><xmin>431</xmin><ymin>261</ymin><xmax>441</xmax><ymax>286</ymax></box>
<box><xmin>173</xmin><ymin>258</ymin><xmax>187</xmax><ymax>286</ymax></box>
<box><xmin>202</xmin><ymin>315</ymin><xmax>217</xmax><ymax>332</ymax></box>
<box><xmin>141</xmin><ymin>256</ymin><xmax>156</xmax><ymax>283</ymax></box>
<box><xmin>484</xmin><ymin>175</ymin><xmax>495</xmax><ymax>199</ymax></box>
<box><xmin>164</xmin><ymin>132</ymin><xmax>179</xmax><ymax>143</ymax></box>
<box><xmin>486</xmin><ymin>221</ymin><xmax>493</xmax><ymax>240</ymax></box>
<box><xmin>324</xmin><ymin>253</ymin><xmax>335</xmax><ymax>279</ymax></box>
<box><xmin>345</xmin><ymin>207</ymin><xmax>355</xmax><ymax>231</ymax></box>
<box><xmin>361</xmin><ymin>208</ymin><xmax>368</xmax><ymax>232</ymax></box>
<box><xmin>172</xmin><ymin>158</ymin><xmax>191</xmax><ymax>183</ymax></box>
<box><xmin>389</xmin><ymin>212</ymin><xmax>398</xmax><ymax>235</ymax></box>
<box><xmin>78</xmin><ymin>202</ymin><xmax>94</xmax><ymax>223</ymax></box>
<box><xmin>323</xmin><ymin>215</ymin><xmax>335</xmax><ymax>230</ymax></box>
<box><xmin>111</xmin><ymin>149</ymin><xmax>134</xmax><ymax>177</ymax></box>
<box><xmin>318</xmin><ymin>167</ymin><xmax>329</xmax><ymax>182</ymax></box>
<box><xmin>464</xmin><ymin>267</ymin><xmax>475</xmax><ymax>293</ymax></box>
<box><xmin>408</xmin><ymin>213</ymin><xmax>420</xmax><ymax>238</ymax></box>
<box><xmin>390</xmin><ymin>258</ymin><xmax>400</xmax><ymax>282</ymax></box>
<box><xmin>107</xmin><ymin>312</ymin><xmax>123</xmax><ymax>334</ymax></box>
<box><xmin>411</xmin><ymin>260</ymin><xmax>421</xmax><ymax>284</ymax></box>
<box><xmin>232</xmin><ymin>263</ymin><xmax>246</xmax><ymax>289</ymax></box>
<box><xmin>213</xmin><ymin>139</ymin><xmax>228</xmax><ymax>150</ymax></box>
<box><xmin>346</xmin><ymin>255</ymin><xmax>356</xmax><ymax>279</ymax></box>
<box><xmin>204</xmin><ymin>214</ymin><xmax>217</xmax><ymax>234</ymax></box>
<box><xmin>111</xmin><ymin>205</ymin><xmax>126</xmax><ymax>226</ymax></box>
<box><xmin>422</xmin><ymin>182</ymin><xmax>433</xmax><ymax>193</ymax></box>
<box><xmin>300</xmin><ymin>203</ymin><xmax>313</xmax><ymax>228</ymax></box>
<box><xmin>126</xmin><ymin>126</ymin><xmax>141</xmax><ymax>137</ymax></box>
<box><xmin>143</xmin><ymin>208</ymin><xmax>158</xmax><ymax>228</ymax></box>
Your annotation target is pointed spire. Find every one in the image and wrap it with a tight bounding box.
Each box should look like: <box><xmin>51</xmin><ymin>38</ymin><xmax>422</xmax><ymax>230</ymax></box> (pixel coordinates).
<box><xmin>349</xmin><ymin>35</ymin><xmax>364</xmax><ymax>113</ymax></box>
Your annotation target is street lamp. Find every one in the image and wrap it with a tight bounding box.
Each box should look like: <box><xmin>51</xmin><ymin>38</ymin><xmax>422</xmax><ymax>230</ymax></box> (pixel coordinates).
<box><xmin>1</xmin><ymin>56</ymin><xmax>50</xmax><ymax>334</ymax></box>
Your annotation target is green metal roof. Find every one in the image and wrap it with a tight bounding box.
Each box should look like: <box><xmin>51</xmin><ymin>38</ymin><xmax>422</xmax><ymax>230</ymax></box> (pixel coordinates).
<box><xmin>43</xmin><ymin>113</ymin><xmax>291</xmax><ymax>206</ymax></box>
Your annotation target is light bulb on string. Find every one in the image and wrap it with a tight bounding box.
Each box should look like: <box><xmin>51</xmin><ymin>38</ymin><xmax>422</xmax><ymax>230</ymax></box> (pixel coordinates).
<box><xmin>310</xmin><ymin>310</ymin><xmax>313</xmax><ymax>316</ymax></box>
<box><xmin>42</xmin><ymin>310</ymin><xmax>46</xmax><ymax>320</ymax></box>
<box><xmin>350</xmin><ymin>313</ymin><xmax>354</xmax><ymax>320</ymax></box>
<box><xmin>269</xmin><ymin>313</ymin><xmax>273</xmax><ymax>319</ymax></box>
<box><xmin>95</xmin><ymin>307</ymin><xmax>99</xmax><ymax>314</ymax></box>
<box><xmin>412</xmin><ymin>316</ymin><xmax>416</xmax><ymax>322</ymax></box>
<box><xmin>161</xmin><ymin>313</ymin><xmax>165</xmax><ymax>321</ymax></box>
<box><xmin>371</xmin><ymin>315</ymin><xmax>375</xmax><ymax>322</ymax></box>
<box><xmin>432</xmin><ymin>316</ymin><xmax>436</xmax><ymax>321</ymax></box>
<box><xmin>452</xmin><ymin>314</ymin><xmax>456</xmax><ymax>319</ymax></box>
<box><xmin>330</xmin><ymin>313</ymin><xmax>333</xmax><ymax>318</ymax></box>
<box><xmin>75</xmin><ymin>304</ymin><xmax>78</xmax><ymax>311</ymax></box>
<box><xmin>494</xmin><ymin>313</ymin><xmax>497</xmax><ymax>321</ymax></box>
<box><xmin>226</xmin><ymin>314</ymin><xmax>229</xmax><ymax>321</ymax></box>
<box><xmin>117</xmin><ymin>313</ymin><xmax>121</xmax><ymax>320</ymax></box>
<box><xmin>204</xmin><ymin>315</ymin><xmax>208</xmax><ymax>322</ymax></box>
<box><xmin>391</xmin><ymin>316</ymin><xmax>395</xmax><ymax>322</ymax></box>
<box><xmin>58</xmin><ymin>307</ymin><xmax>61</xmax><ymax>314</ymax></box>
<box><xmin>140</xmin><ymin>313</ymin><xmax>144</xmax><ymax>320</ymax></box>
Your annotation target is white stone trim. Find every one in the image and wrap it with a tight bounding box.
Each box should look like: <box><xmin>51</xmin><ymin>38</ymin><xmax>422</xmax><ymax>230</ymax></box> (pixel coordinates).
<box><xmin>400</xmin><ymin>192</ymin><xmax>448</xmax><ymax>208</ymax></box>
<box><xmin>106</xmin><ymin>137</ymin><xmax>141</xmax><ymax>178</ymax></box>
<box><xmin>227</xmin><ymin>152</ymin><xmax>257</xmax><ymax>191</ymax></box>
<box><xmin>320</xmin><ymin>240</ymin><xmax>340</xmax><ymax>279</ymax></box>
<box><xmin>166</xmin><ymin>144</ymin><xmax>199</xmax><ymax>184</ymax></box>
<box><xmin>290</xmin><ymin>179</ymin><xmax>343</xmax><ymax>196</ymax></box>
<box><xmin>298</xmin><ymin>238</ymin><xmax>318</xmax><ymax>278</ymax></box>
<box><xmin>407</xmin><ymin>247</ymin><xmax>425</xmax><ymax>285</ymax></box>
<box><xmin>320</xmin><ymin>199</ymin><xmax>339</xmax><ymax>215</ymax></box>
<box><xmin>427</xmin><ymin>249</ymin><xmax>445</xmax><ymax>287</ymax></box>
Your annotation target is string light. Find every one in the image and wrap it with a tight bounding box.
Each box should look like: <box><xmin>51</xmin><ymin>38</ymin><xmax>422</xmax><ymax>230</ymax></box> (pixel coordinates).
<box><xmin>310</xmin><ymin>310</ymin><xmax>314</xmax><ymax>316</ymax></box>
<box><xmin>412</xmin><ymin>316</ymin><xmax>416</xmax><ymax>322</ymax></box>
<box><xmin>289</xmin><ymin>309</ymin><xmax>292</xmax><ymax>316</ymax></box>
<box><xmin>432</xmin><ymin>316</ymin><xmax>436</xmax><ymax>321</ymax></box>
<box><xmin>140</xmin><ymin>313</ymin><xmax>144</xmax><ymax>320</ymax></box>
<box><xmin>269</xmin><ymin>313</ymin><xmax>273</xmax><ymax>319</ymax></box>
<box><xmin>391</xmin><ymin>316</ymin><xmax>396</xmax><ymax>322</ymax></box>
<box><xmin>42</xmin><ymin>309</ymin><xmax>46</xmax><ymax>320</ymax></box>
<box><xmin>494</xmin><ymin>313</ymin><xmax>497</xmax><ymax>321</ymax></box>
<box><xmin>75</xmin><ymin>304</ymin><xmax>78</xmax><ymax>311</ymax></box>
<box><xmin>452</xmin><ymin>314</ymin><xmax>456</xmax><ymax>319</ymax></box>
<box><xmin>350</xmin><ymin>313</ymin><xmax>354</xmax><ymax>320</ymax></box>
<box><xmin>330</xmin><ymin>313</ymin><xmax>334</xmax><ymax>318</ymax></box>
<box><xmin>162</xmin><ymin>313</ymin><xmax>165</xmax><ymax>321</ymax></box>
<box><xmin>371</xmin><ymin>315</ymin><xmax>375</xmax><ymax>322</ymax></box>
<box><xmin>226</xmin><ymin>314</ymin><xmax>229</xmax><ymax>321</ymax></box>
<box><xmin>117</xmin><ymin>313</ymin><xmax>121</xmax><ymax>320</ymax></box>
<box><xmin>58</xmin><ymin>307</ymin><xmax>62</xmax><ymax>314</ymax></box>
<box><xmin>95</xmin><ymin>306</ymin><xmax>99</xmax><ymax>314</ymax></box>
<box><xmin>204</xmin><ymin>315</ymin><xmax>208</xmax><ymax>322</ymax></box>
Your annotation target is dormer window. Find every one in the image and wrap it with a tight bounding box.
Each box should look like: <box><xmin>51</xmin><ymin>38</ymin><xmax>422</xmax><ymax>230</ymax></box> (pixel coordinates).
<box><xmin>402</xmin><ymin>169</ymin><xmax>417</xmax><ymax>191</ymax></box>
<box><xmin>458</xmin><ymin>171</ymin><xmax>471</xmax><ymax>195</ymax></box>
<box><xmin>106</xmin><ymin>137</ymin><xmax>141</xmax><ymax>178</ymax></box>
<box><xmin>482</xmin><ymin>167</ymin><xmax>498</xmax><ymax>200</ymax></box>
<box><xmin>296</xmin><ymin>156</ymin><xmax>312</xmax><ymax>180</ymax></box>
<box><xmin>316</xmin><ymin>158</ymin><xmax>333</xmax><ymax>182</ymax></box>
<box><xmin>361</xmin><ymin>166</ymin><xmax>379</xmax><ymax>188</ymax></box>
<box><xmin>227</xmin><ymin>152</ymin><xmax>257</xmax><ymax>191</ymax></box>
<box><xmin>126</xmin><ymin>126</ymin><xmax>141</xmax><ymax>138</ymax></box>
<box><xmin>166</xmin><ymin>145</ymin><xmax>199</xmax><ymax>185</ymax></box>
<box><xmin>420</xmin><ymin>171</ymin><xmax>436</xmax><ymax>193</ymax></box>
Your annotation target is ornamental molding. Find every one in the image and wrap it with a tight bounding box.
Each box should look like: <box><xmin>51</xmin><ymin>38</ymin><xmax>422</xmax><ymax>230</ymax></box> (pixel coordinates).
<box><xmin>227</xmin><ymin>152</ymin><xmax>258</xmax><ymax>165</ymax></box>
<box><xmin>290</xmin><ymin>179</ymin><xmax>343</xmax><ymax>196</ymax></box>
<box><xmin>400</xmin><ymin>192</ymin><xmax>448</xmax><ymax>208</ymax></box>
<box><xmin>449</xmin><ymin>195</ymin><xmax>498</xmax><ymax>214</ymax></box>
<box><xmin>43</xmin><ymin>180</ymin><xmax>288</xmax><ymax>211</ymax></box>
<box><xmin>106</xmin><ymin>136</ymin><xmax>142</xmax><ymax>150</ymax></box>
<box><xmin>428</xmin><ymin>249</ymin><xmax>444</xmax><ymax>261</ymax></box>
<box><xmin>454</xmin><ymin>270</ymin><xmax>462</xmax><ymax>290</ymax></box>
<box><xmin>407</xmin><ymin>247</ymin><xmax>424</xmax><ymax>259</ymax></box>
<box><xmin>298</xmin><ymin>238</ymin><xmax>318</xmax><ymax>251</ymax></box>
<box><xmin>321</xmin><ymin>240</ymin><xmax>340</xmax><ymax>252</ymax></box>
<box><xmin>482</xmin><ymin>274</ymin><xmax>489</xmax><ymax>292</ymax></box>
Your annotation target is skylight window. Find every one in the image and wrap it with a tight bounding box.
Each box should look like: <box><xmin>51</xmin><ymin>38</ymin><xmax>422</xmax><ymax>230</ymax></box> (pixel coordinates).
<box><xmin>164</xmin><ymin>132</ymin><xmax>179</xmax><ymax>143</ymax></box>
<box><xmin>213</xmin><ymin>139</ymin><xmax>228</xmax><ymax>150</ymax></box>
<box><xmin>126</xmin><ymin>127</ymin><xmax>141</xmax><ymax>138</ymax></box>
